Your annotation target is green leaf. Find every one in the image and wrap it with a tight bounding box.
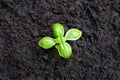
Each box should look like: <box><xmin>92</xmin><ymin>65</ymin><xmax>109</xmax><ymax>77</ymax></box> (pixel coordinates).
<box><xmin>53</xmin><ymin>23</ymin><xmax>64</xmax><ymax>38</ymax></box>
<box><xmin>38</xmin><ymin>37</ymin><xmax>56</xmax><ymax>49</ymax></box>
<box><xmin>54</xmin><ymin>37</ymin><xmax>66</xmax><ymax>44</ymax></box>
<box><xmin>65</xmin><ymin>29</ymin><xmax>82</xmax><ymax>40</ymax></box>
<box><xmin>55</xmin><ymin>42</ymin><xmax>72</xmax><ymax>58</ymax></box>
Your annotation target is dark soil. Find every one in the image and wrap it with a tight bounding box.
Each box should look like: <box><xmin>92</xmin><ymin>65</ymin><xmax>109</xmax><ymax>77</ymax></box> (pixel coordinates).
<box><xmin>0</xmin><ymin>0</ymin><xmax>120</xmax><ymax>80</ymax></box>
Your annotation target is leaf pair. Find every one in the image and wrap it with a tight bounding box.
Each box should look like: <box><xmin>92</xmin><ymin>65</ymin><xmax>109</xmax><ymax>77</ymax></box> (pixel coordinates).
<box><xmin>38</xmin><ymin>23</ymin><xmax>82</xmax><ymax>58</ymax></box>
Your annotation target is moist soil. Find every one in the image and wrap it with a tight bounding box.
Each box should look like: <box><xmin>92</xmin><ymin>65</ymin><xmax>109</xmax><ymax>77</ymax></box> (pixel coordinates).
<box><xmin>0</xmin><ymin>0</ymin><xmax>120</xmax><ymax>80</ymax></box>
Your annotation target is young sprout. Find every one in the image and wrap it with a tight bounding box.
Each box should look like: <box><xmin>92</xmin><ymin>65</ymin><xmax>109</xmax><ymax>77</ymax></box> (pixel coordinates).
<box><xmin>38</xmin><ymin>23</ymin><xmax>82</xmax><ymax>58</ymax></box>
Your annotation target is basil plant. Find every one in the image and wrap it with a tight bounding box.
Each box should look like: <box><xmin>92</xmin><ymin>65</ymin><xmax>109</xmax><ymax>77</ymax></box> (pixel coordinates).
<box><xmin>38</xmin><ymin>23</ymin><xmax>82</xmax><ymax>58</ymax></box>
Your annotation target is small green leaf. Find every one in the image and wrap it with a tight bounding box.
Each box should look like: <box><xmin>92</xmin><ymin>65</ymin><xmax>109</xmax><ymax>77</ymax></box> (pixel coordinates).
<box><xmin>38</xmin><ymin>37</ymin><xmax>56</xmax><ymax>49</ymax></box>
<box><xmin>54</xmin><ymin>37</ymin><xmax>66</xmax><ymax>44</ymax></box>
<box><xmin>55</xmin><ymin>42</ymin><xmax>72</xmax><ymax>58</ymax></box>
<box><xmin>53</xmin><ymin>23</ymin><xmax>64</xmax><ymax>38</ymax></box>
<box><xmin>65</xmin><ymin>29</ymin><xmax>82</xmax><ymax>40</ymax></box>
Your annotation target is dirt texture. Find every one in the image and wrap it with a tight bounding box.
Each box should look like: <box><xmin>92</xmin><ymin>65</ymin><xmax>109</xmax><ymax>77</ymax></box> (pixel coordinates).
<box><xmin>0</xmin><ymin>0</ymin><xmax>120</xmax><ymax>80</ymax></box>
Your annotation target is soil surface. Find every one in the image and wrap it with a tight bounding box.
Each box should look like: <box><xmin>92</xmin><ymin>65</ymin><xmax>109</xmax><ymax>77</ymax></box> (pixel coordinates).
<box><xmin>0</xmin><ymin>0</ymin><xmax>120</xmax><ymax>80</ymax></box>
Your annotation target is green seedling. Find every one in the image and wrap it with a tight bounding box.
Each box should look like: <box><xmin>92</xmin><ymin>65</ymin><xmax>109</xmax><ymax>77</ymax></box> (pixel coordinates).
<box><xmin>38</xmin><ymin>23</ymin><xmax>82</xmax><ymax>58</ymax></box>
